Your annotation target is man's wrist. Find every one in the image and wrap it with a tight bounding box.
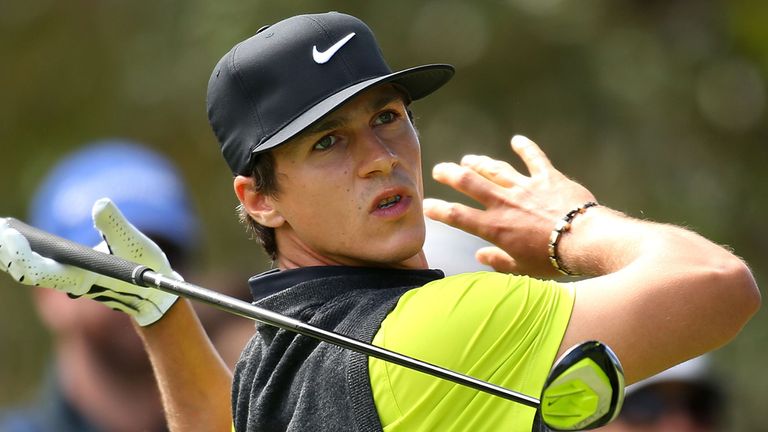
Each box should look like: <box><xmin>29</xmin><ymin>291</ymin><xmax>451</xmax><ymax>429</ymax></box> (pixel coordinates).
<box><xmin>134</xmin><ymin>293</ymin><xmax>180</xmax><ymax>326</ymax></box>
<box><xmin>548</xmin><ymin>202</ymin><xmax>598</xmax><ymax>276</ymax></box>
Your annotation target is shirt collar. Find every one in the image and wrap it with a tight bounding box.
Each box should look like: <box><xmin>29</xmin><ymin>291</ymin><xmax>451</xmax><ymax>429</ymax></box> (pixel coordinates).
<box><xmin>248</xmin><ymin>266</ymin><xmax>444</xmax><ymax>302</ymax></box>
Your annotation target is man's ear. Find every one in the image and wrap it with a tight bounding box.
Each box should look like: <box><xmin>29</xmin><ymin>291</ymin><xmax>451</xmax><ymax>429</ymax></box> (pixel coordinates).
<box><xmin>233</xmin><ymin>176</ymin><xmax>285</xmax><ymax>228</ymax></box>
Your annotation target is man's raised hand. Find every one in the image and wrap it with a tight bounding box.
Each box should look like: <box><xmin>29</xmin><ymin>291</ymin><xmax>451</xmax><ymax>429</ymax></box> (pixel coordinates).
<box><xmin>0</xmin><ymin>198</ymin><xmax>179</xmax><ymax>326</ymax></box>
<box><xmin>423</xmin><ymin>135</ymin><xmax>596</xmax><ymax>277</ymax></box>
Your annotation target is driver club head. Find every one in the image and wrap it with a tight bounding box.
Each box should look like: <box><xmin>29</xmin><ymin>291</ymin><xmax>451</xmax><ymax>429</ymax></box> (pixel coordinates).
<box><xmin>538</xmin><ymin>340</ymin><xmax>625</xmax><ymax>431</ymax></box>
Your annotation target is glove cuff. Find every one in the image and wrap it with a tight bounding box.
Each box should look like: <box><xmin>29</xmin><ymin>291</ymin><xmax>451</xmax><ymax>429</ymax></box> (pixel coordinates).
<box><xmin>134</xmin><ymin>292</ymin><xmax>180</xmax><ymax>326</ymax></box>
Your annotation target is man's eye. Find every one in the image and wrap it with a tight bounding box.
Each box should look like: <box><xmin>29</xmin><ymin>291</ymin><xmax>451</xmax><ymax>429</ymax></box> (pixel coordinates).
<box><xmin>373</xmin><ymin>111</ymin><xmax>397</xmax><ymax>125</ymax></box>
<box><xmin>313</xmin><ymin>135</ymin><xmax>337</xmax><ymax>151</ymax></box>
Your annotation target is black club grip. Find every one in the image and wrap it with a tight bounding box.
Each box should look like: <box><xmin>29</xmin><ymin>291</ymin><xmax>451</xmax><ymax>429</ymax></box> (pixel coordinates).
<box><xmin>6</xmin><ymin>218</ymin><xmax>150</xmax><ymax>286</ymax></box>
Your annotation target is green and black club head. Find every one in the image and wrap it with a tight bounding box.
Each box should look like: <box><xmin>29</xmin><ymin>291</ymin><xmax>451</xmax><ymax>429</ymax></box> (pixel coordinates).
<box><xmin>537</xmin><ymin>340</ymin><xmax>625</xmax><ymax>431</ymax></box>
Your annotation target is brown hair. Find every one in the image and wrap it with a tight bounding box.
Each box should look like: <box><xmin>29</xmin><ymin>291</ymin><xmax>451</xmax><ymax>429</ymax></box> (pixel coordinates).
<box><xmin>237</xmin><ymin>151</ymin><xmax>279</xmax><ymax>260</ymax></box>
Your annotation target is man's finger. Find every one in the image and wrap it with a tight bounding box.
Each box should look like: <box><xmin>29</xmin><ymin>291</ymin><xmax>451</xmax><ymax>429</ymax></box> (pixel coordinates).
<box><xmin>92</xmin><ymin>198</ymin><xmax>151</xmax><ymax>261</ymax></box>
<box><xmin>476</xmin><ymin>246</ymin><xmax>518</xmax><ymax>273</ymax></box>
<box><xmin>0</xmin><ymin>235</ymin><xmax>9</xmax><ymax>272</ymax></box>
<box><xmin>0</xmin><ymin>228</ymin><xmax>31</xmax><ymax>282</ymax></box>
<box><xmin>423</xmin><ymin>198</ymin><xmax>488</xmax><ymax>239</ymax></box>
<box><xmin>92</xmin><ymin>198</ymin><xmax>175</xmax><ymax>277</ymax></box>
<box><xmin>431</xmin><ymin>162</ymin><xmax>505</xmax><ymax>205</ymax></box>
<box><xmin>460</xmin><ymin>154</ymin><xmax>528</xmax><ymax>187</ymax></box>
<box><xmin>510</xmin><ymin>135</ymin><xmax>553</xmax><ymax>178</ymax></box>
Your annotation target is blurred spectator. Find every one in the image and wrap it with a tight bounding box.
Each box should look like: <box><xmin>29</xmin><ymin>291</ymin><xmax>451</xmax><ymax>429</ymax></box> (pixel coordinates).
<box><xmin>0</xmin><ymin>140</ymin><xmax>253</xmax><ymax>432</ymax></box>
<box><xmin>423</xmin><ymin>217</ymin><xmax>493</xmax><ymax>275</ymax></box>
<box><xmin>597</xmin><ymin>355</ymin><xmax>725</xmax><ymax>432</ymax></box>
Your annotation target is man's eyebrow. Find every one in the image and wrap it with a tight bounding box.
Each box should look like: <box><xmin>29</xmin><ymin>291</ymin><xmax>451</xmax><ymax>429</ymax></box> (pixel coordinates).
<box><xmin>370</xmin><ymin>93</ymin><xmax>402</xmax><ymax>111</ymax></box>
<box><xmin>303</xmin><ymin>91</ymin><xmax>404</xmax><ymax>136</ymax></box>
<box><xmin>305</xmin><ymin>117</ymin><xmax>346</xmax><ymax>136</ymax></box>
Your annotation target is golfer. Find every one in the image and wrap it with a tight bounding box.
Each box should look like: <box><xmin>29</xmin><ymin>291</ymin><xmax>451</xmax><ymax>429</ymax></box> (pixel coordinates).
<box><xmin>0</xmin><ymin>12</ymin><xmax>759</xmax><ymax>432</ymax></box>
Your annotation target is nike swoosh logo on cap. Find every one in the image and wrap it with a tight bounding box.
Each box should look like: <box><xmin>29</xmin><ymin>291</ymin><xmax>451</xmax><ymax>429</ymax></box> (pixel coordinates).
<box><xmin>312</xmin><ymin>32</ymin><xmax>356</xmax><ymax>64</ymax></box>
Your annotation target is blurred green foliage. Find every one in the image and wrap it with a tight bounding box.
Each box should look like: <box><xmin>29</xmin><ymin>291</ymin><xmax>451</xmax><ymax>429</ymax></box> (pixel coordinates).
<box><xmin>1</xmin><ymin>0</ymin><xmax>765</xmax><ymax>429</ymax></box>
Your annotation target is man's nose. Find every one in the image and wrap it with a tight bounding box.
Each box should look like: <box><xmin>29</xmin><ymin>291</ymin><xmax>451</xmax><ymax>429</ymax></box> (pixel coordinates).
<box><xmin>356</xmin><ymin>130</ymin><xmax>398</xmax><ymax>177</ymax></box>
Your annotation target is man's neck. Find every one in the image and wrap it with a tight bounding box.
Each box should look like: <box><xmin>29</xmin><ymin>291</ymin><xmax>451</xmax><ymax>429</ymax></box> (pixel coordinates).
<box><xmin>276</xmin><ymin>250</ymin><xmax>428</xmax><ymax>270</ymax></box>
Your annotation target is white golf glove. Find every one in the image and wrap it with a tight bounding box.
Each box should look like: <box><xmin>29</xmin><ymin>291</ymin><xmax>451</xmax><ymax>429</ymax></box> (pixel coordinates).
<box><xmin>0</xmin><ymin>198</ymin><xmax>180</xmax><ymax>326</ymax></box>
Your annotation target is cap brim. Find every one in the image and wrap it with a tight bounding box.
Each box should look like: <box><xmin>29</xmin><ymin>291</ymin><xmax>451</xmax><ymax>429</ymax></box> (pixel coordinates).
<box><xmin>253</xmin><ymin>63</ymin><xmax>454</xmax><ymax>155</ymax></box>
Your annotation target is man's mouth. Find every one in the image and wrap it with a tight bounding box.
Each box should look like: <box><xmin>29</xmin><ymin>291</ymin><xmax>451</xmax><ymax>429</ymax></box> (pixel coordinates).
<box><xmin>377</xmin><ymin>195</ymin><xmax>402</xmax><ymax>209</ymax></box>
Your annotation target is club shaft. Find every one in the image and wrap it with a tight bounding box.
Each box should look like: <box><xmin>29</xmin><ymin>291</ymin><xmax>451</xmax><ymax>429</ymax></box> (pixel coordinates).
<box><xmin>7</xmin><ymin>217</ymin><xmax>540</xmax><ymax>408</ymax></box>
<box><xmin>141</xmin><ymin>270</ymin><xmax>540</xmax><ymax>407</ymax></box>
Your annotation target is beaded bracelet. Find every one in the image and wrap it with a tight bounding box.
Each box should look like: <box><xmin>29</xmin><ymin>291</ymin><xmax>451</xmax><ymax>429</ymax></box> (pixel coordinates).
<box><xmin>547</xmin><ymin>201</ymin><xmax>598</xmax><ymax>276</ymax></box>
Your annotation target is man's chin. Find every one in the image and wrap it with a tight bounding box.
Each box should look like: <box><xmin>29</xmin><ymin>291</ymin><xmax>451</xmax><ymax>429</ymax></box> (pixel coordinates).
<box><xmin>361</xmin><ymin>242</ymin><xmax>427</xmax><ymax>269</ymax></box>
<box><xmin>397</xmin><ymin>251</ymin><xmax>429</xmax><ymax>270</ymax></box>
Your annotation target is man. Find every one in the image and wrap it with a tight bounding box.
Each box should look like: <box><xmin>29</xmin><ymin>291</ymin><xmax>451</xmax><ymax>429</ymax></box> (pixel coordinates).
<box><xmin>596</xmin><ymin>356</ymin><xmax>725</xmax><ymax>432</ymax></box>
<box><xmin>0</xmin><ymin>12</ymin><xmax>760</xmax><ymax>431</ymax></box>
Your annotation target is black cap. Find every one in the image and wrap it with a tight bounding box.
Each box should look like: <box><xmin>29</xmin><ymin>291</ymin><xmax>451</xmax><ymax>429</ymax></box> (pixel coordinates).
<box><xmin>207</xmin><ymin>12</ymin><xmax>454</xmax><ymax>175</ymax></box>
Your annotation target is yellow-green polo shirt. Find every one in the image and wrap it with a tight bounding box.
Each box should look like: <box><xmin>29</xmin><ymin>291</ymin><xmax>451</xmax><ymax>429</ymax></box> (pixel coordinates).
<box><xmin>369</xmin><ymin>272</ymin><xmax>575</xmax><ymax>431</ymax></box>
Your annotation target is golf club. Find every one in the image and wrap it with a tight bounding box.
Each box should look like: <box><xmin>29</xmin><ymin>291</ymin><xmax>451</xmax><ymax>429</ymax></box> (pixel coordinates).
<box><xmin>5</xmin><ymin>217</ymin><xmax>624</xmax><ymax>430</ymax></box>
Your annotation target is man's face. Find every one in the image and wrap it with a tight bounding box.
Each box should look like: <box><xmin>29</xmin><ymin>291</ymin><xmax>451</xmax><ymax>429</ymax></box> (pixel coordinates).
<box><xmin>267</xmin><ymin>84</ymin><xmax>427</xmax><ymax>269</ymax></box>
